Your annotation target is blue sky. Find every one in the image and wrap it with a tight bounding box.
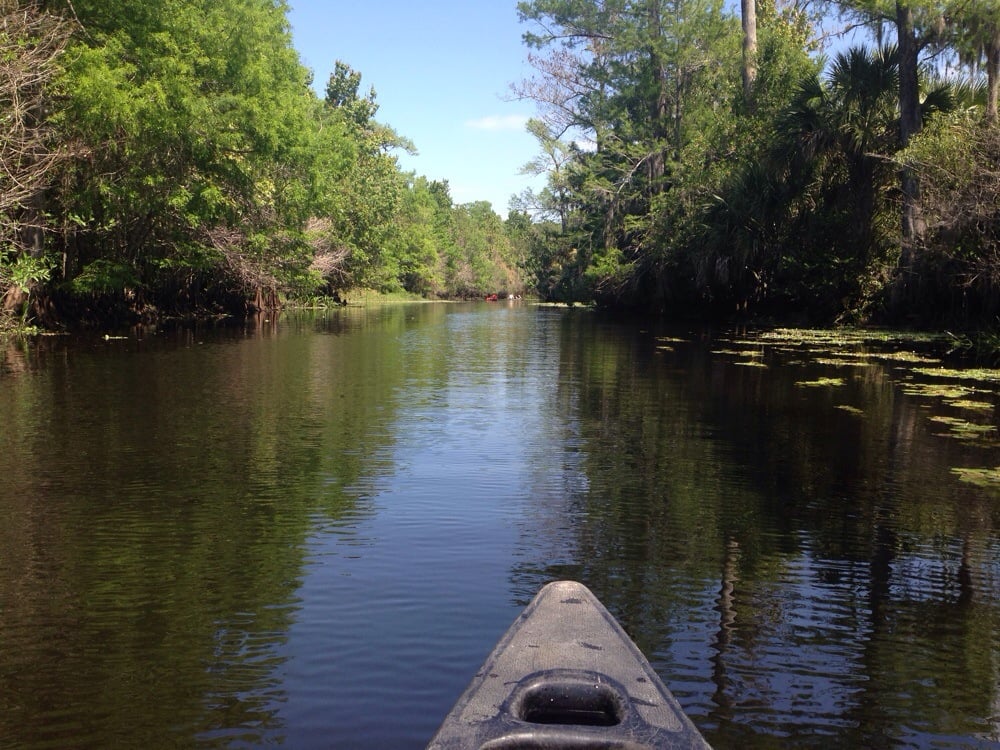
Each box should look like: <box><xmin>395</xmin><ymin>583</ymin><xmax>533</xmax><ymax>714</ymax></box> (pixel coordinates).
<box><xmin>287</xmin><ymin>1</ymin><xmax>546</xmax><ymax>216</ymax></box>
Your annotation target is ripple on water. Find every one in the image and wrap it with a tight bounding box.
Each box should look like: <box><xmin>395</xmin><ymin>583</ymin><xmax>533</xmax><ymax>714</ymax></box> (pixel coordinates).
<box><xmin>2</xmin><ymin>307</ymin><xmax>999</xmax><ymax>749</ymax></box>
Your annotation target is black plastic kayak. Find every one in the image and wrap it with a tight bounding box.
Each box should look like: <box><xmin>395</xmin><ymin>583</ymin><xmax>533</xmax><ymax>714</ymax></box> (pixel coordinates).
<box><xmin>427</xmin><ymin>580</ymin><xmax>712</xmax><ymax>749</ymax></box>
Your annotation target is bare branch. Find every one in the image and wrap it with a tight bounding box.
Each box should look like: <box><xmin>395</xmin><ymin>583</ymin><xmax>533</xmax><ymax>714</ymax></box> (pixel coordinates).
<box><xmin>0</xmin><ymin>1</ymin><xmax>79</xmax><ymax>252</ymax></box>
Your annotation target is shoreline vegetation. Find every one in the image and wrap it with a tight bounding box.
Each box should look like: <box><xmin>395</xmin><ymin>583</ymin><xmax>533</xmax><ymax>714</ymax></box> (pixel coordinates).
<box><xmin>1</xmin><ymin>1</ymin><xmax>998</xmax><ymax>347</ymax></box>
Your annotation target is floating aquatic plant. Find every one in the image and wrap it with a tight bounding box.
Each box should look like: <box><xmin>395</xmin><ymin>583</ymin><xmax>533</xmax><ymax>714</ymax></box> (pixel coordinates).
<box><xmin>760</xmin><ymin>328</ymin><xmax>941</xmax><ymax>346</ymax></box>
<box><xmin>761</xmin><ymin>328</ymin><xmax>861</xmax><ymax>346</ymax></box>
<box><xmin>928</xmin><ymin>415</ymin><xmax>997</xmax><ymax>441</ymax></box>
<box><xmin>727</xmin><ymin>339</ymin><xmax>769</xmax><ymax>348</ymax></box>
<box><xmin>901</xmin><ymin>382</ymin><xmax>980</xmax><ymax>400</ymax></box>
<box><xmin>734</xmin><ymin>360</ymin><xmax>768</xmax><ymax>368</ymax></box>
<box><xmin>814</xmin><ymin>358</ymin><xmax>872</xmax><ymax>367</ymax></box>
<box><xmin>874</xmin><ymin>351</ymin><xmax>941</xmax><ymax>364</ymax></box>
<box><xmin>835</xmin><ymin>405</ymin><xmax>865</xmax><ymax>415</ymax></box>
<box><xmin>795</xmin><ymin>377</ymin><xmax>846</xmax><ymax>388</ymax></box>
<box><xmin>951</xmin><ymin>466</ymin><xmax>1000</xmax><ymax>490</ymax></box>
<box><xmin>912</xmin><ymin>367</ymin><xmax>1000</xmax><ymax>383</ymax></box>
<box><xmin>946</xmin><ymin>399</ymin><xmax>994</xmax><ymax>412</ymax></box>
<box><xmin>753</xmin><ymin>328</ymin><xmax>949</xmax><ymax>351</ymax></box>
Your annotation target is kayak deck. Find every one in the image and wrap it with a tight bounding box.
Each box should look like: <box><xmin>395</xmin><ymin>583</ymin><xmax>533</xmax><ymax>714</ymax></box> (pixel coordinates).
<box><xmin>428</xmin><ymin>580</ymin><xmax>711</xmax><ymax>749</ymax></box>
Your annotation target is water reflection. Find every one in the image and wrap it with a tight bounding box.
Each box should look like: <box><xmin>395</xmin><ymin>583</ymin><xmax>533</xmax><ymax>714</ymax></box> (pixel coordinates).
<box><xmin>1</xmin><ymin>308</ymin><xmax>998</xmax><ymax>748</ymax></box>
<box><xmin>506</xmin><ymin>317</ymin><xmax>1000</xmax><ymax>747</ymax></box>
<box><xmin>0</xmin><ymin>310</ymin><xmax>414</xmax><ymax>747</ymax></box>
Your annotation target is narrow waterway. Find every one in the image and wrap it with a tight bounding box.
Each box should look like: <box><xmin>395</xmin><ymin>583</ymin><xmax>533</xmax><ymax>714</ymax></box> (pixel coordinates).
<box><xmin>1</xmin><ymin>303</ymin><xmax>997</xmax><ymax>748</ymax></box>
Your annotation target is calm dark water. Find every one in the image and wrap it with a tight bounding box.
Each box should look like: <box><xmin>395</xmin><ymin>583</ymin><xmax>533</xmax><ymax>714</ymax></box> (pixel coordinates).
<box><xmin>1</xmin><ymin>303</ymin><xmax>998</xmax><ymax>749</ymax></box>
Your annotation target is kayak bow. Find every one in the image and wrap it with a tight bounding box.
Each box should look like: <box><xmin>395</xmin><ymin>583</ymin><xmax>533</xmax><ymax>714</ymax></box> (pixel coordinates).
<box><xmin>428</xmin><ymin>580</ymin><xmax>712</xmax><ymax>749</ymax></box>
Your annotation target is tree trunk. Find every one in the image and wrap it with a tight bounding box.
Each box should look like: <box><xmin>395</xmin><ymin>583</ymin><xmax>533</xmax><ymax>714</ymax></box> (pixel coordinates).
<box><xmin>987</xmin><ymin>27</ymin><xmax>999</xmax><ymax>125</ymax></box>
<box><xmin>896</xmin><ymin>1</ymin><xmax>924</xmax><ymax>271</ymax></box>
<box><xmin>741</xmin><ymin>0</ymin><xmax>758</xmax><ymax>110</ymax></box>
<box><xmin>897</xmin><ymin>2</ymin><xmax>921</xmax><ymax>154</ymax></box>
<box><xmin>647</xmin><ymin>0</ymin><xmax>669</xmax><ymax>193</ymax></box>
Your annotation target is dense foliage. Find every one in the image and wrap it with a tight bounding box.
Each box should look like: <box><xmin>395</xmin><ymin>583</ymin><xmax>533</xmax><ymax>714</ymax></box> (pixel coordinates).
<box><xmin>1</xmin><ymin>0</ymin><xmax>997</xmax><ymax>331</ymax></box>
<box><xmin>0</xmin><ymin>0</ymin><xmax>530</xmax><ymax>329</ymax></box>
<box><xmin>516</xmin><ymin>0</ymin><xmax>999</xmax><ymax>327</ymax></box>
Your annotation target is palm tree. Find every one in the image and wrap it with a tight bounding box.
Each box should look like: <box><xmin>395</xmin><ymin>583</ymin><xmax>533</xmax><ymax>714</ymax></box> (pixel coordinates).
<box><xmin>780</xmin><ymin>46</ymin><xmax>901</xmax><ymax>254</ymax></box>
<box><xmin>780</xmin><ymin>45</ymin><xmax>957</xmax><ymax>261</ymax></box>
<box><xmin>699</xmin><ymin>45</ymin><xmax>965</xmax><ymax>321</ymax></box>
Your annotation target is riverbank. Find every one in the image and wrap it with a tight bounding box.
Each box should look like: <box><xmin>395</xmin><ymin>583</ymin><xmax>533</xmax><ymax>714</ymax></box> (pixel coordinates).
<box><xmin>5</xmin><ymin>293</ymin><xmax>1000</xmax><ymax>363</ymax></box>
<box><xmin>0</xmin><ymin>286</ymin><xmax>495</xmax><ymax>338</ymax></box>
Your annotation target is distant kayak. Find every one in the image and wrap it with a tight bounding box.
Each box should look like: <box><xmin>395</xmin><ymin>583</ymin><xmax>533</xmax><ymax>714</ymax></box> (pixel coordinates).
<box><xmin>428</xmin><ymin>580</ymin><xmax>712</xmax><ymax>749</ymax></box>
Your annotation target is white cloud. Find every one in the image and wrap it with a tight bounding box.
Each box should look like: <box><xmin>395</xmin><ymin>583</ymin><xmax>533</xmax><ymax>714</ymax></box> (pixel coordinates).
<box><xmin>465</xmin><ymin>114</ymin><xmax>530</xmax><ymax>132</ymax></box>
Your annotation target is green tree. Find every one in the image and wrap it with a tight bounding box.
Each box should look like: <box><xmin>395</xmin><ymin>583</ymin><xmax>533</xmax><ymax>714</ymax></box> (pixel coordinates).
<box><xmin>822</xmin><ymin>1</ymin><xmax>953</xmax><ymax>270</ymax></box>
<box><xmin>896</xmin><ymin>110</ymin><xmax>1000</xmax><ymax>326</ymax></box>
<box><xmin>319</xmin><ymin>60</ymin><xmax>413</xmax><ymax>290</ymax></box>
<box><xmin>50</xmin><ymin>0</ymin><xmax>320</xmax><ymax>314</ymax></box>
<box><xmin>517</xmin><ymin>0</ymin><xmax>743</xmax><ymax>304</ymax></box>
<box><xmin>325</xmin><ymin>60</ymin><xmax>379</xmax><ymax>126</ymax></box>
<box><xmin>519</xmin><ymin>118</ymin><xmax>575</xmax><ymax>231</ymax></box>
<box><xmin>784</xmin><ymin>46</ymin><xmax>902</xmax><ymax>249</ymax></box>
<box><xmin>693</xmin><ymin>40</ymin><xmax>962</xmax><ymax>321</ymax></box>
<box><xmin>938</xmin><ymin>1</ymin><xmax>999</xmax><ymax>123</ymax></box>
<box><xmin>381</xmin><ymin>176</ymin><xmax>443</xmax><ymax>296</ymax></box>
<box><xmin>0</xmin><ymin>1</ymin><xmax>76</xmax><ymax>326</ymax></box>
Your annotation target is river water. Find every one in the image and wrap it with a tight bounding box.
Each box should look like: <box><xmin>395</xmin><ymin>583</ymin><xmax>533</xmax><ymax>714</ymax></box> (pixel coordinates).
<box><xmin>0</xmin><ymin>302</ymin><xmax>998</xmax><ymax>748</ymax></box>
